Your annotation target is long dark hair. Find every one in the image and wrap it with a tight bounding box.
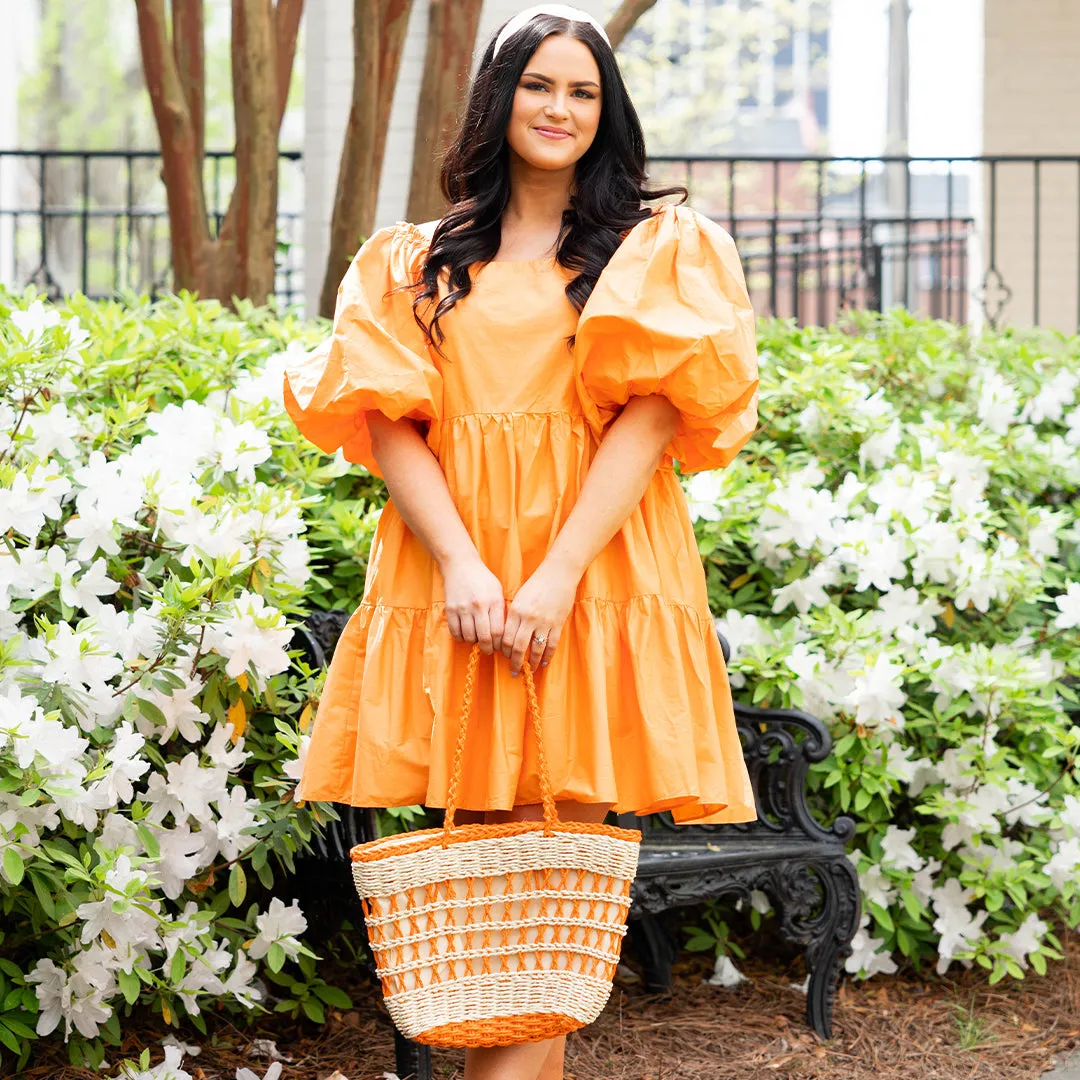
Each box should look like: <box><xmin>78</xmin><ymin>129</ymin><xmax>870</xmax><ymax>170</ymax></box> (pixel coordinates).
<box><xmin>410</xmin><ymin>13</ymin><xmax>687</xmax><ymax>351</ymax></box>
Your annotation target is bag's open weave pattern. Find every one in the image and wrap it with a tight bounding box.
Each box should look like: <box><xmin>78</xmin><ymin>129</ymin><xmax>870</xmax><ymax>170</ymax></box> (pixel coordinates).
<box><xmin>350</xmin><ymin>644</ymin><xmax>642</xmax><ymax>1046</ymax></box>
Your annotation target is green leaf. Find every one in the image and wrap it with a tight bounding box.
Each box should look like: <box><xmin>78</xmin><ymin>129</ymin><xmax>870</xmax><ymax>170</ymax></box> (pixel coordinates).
<box><xmin>29</xmin><ymin>871</ymin><xmax>56</xmax><ymax>919</ymax></box>
<box><xmin>1030</xmin><ymin>952</ymin><xmax>1047</xmax><ymax>975</ymax></box>
<box><xmin>312</xmin><ymin>985</ymin><xmax>353</xmax><ymax>1009</ymax></box>
<box><xmin>868</xmin><ymin>901</ymin><xmax>894</xmax><ymax>933</ymax></box>
<box><xmin>0</xmin><ymin>1016</ymin><xmax>35</xmax><ymax>1040</ymax></box>
<box><xmin>0</xmin><ymin>1024</ymin><xmax>22</xmax><ymax>1055</ymax></box>
<box><xmin>2</xmin><ymin>849</ymin><xmax>24</xmax><ymax>887</ymax></box>
<box><xmin>267</xmin><ymin>942</ymin><xmax>286</xmax><ymax>972</ymax></box>
<box><xmin>136</xmin><ymin>697</ymin><xmax>167</xmax><ymax>727</ymax></box>
<box><xmin>301</xmin><ymin>996</ymin><xmax>326</xmax><ymax>1024</ymax></box>
<box><xmin>901</xmin><ymin>889</ymin><xmax>923</xmax><ymax>921</ymax></box>
<box><xmin>119</xmin><ymin>970</ymin><xmax>140</xmax><ymax>1005</ymax></box>
<box><xmin>228</xmin><ymin>863</ymin><xmax>246</xmax><ymax>907</ymax></box>
<box><xmin>169</xmin><ymin>950</ymin><xmax>185</xmax><ymax>984</ymax></box>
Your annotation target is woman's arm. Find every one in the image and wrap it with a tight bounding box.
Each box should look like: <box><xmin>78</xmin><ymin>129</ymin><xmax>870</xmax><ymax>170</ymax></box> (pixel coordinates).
<box><xmin>501</xmin><ymin>393</ymin><xmax>681</xmax><ymax>674</ymax></box>
<box><xmin>367</xmin><ymin>411</ymin><xmax>506</xmax><ymax>654</ymax></box>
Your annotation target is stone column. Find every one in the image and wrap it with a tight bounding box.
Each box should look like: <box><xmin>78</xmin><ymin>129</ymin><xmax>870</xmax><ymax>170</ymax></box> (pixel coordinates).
<box><xmin>982</xmin><ymin>0</ymin><xmax>1080</xmax><ymax>331</ymax></box>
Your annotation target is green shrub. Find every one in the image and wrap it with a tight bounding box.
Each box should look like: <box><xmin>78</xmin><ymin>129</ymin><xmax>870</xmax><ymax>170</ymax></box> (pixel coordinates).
<box><xmin>1</xmin><ymin>292</ymin><xmax>1076</xmax><ymax>1077</ymax></box>
<box><xmin>697</xmin><ymin>310</ymin><xmax>1079</xmax><ymax>983</ymax></box>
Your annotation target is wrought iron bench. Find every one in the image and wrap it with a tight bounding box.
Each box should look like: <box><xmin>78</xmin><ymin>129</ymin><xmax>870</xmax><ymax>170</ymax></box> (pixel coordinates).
<box><xmin>287</xmin><ymin>610</ymin><xmax>860</xmax><ymax>1080</ymax></box>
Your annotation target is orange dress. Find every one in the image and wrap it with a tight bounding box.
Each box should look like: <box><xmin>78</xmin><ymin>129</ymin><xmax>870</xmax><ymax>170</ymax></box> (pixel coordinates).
<box><xmin>283</xmin><ymin>202</ymin><xmax>760</xmax><ymax>825</ymax></box>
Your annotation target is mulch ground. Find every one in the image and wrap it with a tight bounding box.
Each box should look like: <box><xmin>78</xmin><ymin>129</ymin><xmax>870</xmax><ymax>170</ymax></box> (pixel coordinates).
<box><xmin>23</xmin><ymin>920</ymin><xmax>1080</xmax><ymax>1080</ymax></box>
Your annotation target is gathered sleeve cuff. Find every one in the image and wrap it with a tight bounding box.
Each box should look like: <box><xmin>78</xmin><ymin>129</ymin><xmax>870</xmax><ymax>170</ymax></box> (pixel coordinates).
<box><xmin>574</xmin><ymin>203</ymin><xmax>759</xmax><ymax>473</ymax></box>
<box><xmin>282</xmin><ymin>222</ymin><xmax>440</xmax><ymax>477</ymax></box>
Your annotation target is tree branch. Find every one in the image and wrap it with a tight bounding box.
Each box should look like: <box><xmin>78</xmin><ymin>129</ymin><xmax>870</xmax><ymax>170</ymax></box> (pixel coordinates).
<box><xmin>605</xmin><ymin>0</ymin><xmax>660</xmax><ymax>50</ymax></box>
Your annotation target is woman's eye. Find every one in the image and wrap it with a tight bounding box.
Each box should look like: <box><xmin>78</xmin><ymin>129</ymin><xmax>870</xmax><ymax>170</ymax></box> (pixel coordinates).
<box><xmin>573</xmin><ymin>89</ymin><xmax>596</xmax><ymax>99</ymax></box>
<box><xmin>524</xmin><ymin>82</ymin><xmax>547</xmax><ymax>92</ymax></box>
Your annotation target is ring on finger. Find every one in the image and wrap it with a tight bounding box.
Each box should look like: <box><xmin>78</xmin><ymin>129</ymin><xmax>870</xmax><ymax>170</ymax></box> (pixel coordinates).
<box><xmin>532</xmin><ymin>631</ymin><xmax>547</xmax><ymax>648</ymax></box>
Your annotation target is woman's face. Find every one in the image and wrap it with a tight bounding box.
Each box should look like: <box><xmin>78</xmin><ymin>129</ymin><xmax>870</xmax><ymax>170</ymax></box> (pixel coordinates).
<box><xmin>505</xmin><ymin>33</ymin><xmax>603</xmax><ymax>173</ymax></box>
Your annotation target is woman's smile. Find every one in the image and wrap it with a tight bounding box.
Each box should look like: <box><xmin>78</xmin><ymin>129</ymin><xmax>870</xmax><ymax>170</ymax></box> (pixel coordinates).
<box><xmin>533</xmin><ymin>125</ymin><xmax>572</xmax><ymax>140</ymax></box>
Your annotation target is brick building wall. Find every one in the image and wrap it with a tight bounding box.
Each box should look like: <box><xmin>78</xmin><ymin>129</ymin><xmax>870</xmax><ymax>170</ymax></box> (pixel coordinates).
<box><xmin>303</xmin><ymin>1</ymin><xmax>607</xmax><ymax>316</ymax></box>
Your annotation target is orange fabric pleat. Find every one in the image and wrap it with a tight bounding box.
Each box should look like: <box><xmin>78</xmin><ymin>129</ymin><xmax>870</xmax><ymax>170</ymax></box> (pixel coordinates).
<box><xmin>286</xmin><ymin>204</ymin><xmax>760</xmax><ymax>826</ymax></box>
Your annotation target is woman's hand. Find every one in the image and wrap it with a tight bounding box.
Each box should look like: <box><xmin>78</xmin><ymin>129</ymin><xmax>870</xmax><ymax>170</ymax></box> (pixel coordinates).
<box><xmin>442</xmin><ymin>554</ymin><xmax>506</xmax><ymax>655</ymax></box>
<box><xmin>502</xmin><ymin>553</ymin><xmax>581</xmax><ymax>676</ymax></box>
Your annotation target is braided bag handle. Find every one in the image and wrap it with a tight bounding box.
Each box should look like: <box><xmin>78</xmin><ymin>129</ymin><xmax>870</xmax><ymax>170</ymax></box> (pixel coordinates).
<box><xmin>441</xmin><ymin>644</ymin><xmax>559</xmax><ymax>844</ymax></box>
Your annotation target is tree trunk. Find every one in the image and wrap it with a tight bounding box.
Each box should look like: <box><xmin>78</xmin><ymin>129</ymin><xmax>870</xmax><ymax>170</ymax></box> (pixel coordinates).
<box><xmin>226</xmin><ymin>0</ymin><xmax>279</xmax><ymax>305</ymax></box>
<box><xmin>318</xmin><ymin>0</ymin><xmax>412</xmax><ymax>319</ymax></box>
<box><xmin>171</xmin><ymin>0</ymin><xmax>205</xmax><ymax>179</ymax></box>
<box><xmin>135</xmin><ymin>0</ymin><xmax>302</xmax><ymax>306</ymax></box>
<box><xmin>605</xmin><ymin>0</ymin><xmax>660</xmax><ymax>50</ymax></box>
<box><xmin>405</xmin><ymin>0</ymin><xmax>483</xmax><ymax>226</ymax></box>
<box><xmin>134</xmin><ymin>0</ymin><xmax>211</xmax><ymax>293</ymax></box>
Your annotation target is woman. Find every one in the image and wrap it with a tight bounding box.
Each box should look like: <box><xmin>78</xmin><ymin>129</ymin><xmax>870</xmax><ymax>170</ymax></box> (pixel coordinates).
<box><xmin>283</xmin><ymin>5</ymin><xmax>759</xmax><ymax>1078</ymax></box>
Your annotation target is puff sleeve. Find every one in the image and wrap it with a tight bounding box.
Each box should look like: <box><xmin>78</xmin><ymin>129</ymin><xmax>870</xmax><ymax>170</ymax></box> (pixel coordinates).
<box><xmin>282</xmin><ymin>223</ymin><xmax>441</xmax><ymax>478</ymax></box>
<box><xmin>574</xmin><ymin>203</ymin><xmax>759</xmax><ymax>473</ymax></box>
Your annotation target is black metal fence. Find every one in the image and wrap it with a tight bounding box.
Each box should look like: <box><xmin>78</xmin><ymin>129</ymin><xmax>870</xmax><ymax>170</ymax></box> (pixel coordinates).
<box><xmin>2</xmin><ymin>150</ymin><xmax>1077</xmax><ymax>330</ymax></box>
<box><xmin>0</xmin><ymin>149</ymin><xmax>304</xmax><ymax>306</ymax></box>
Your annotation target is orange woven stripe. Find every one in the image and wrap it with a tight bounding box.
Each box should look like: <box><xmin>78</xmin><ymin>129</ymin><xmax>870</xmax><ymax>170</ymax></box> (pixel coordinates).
<box><xmin>415</xmin><ymin>1012</ymin><xmax>585</xmax><ymax>1048</ymax></box>
<box><xmin>351</xmin><ymin>818</ymin><xmax>641</xmax><ymax>862</ymax></box>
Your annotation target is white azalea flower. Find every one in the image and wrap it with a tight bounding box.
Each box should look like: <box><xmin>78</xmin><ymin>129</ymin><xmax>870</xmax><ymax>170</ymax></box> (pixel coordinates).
<box><xmin>713</xmin><ymin>610</ymin><xmax>774</xmax><ymax>661</ymax></box>
<box><xmin>222</xmin><ymin>951</ymin><xmax>263</xmax><ymax>1009</ymax></box>
<box><xmin>1064</xmin><ymin>406</ymin><xmax>1080</xmax><ymax>445</ymax></box>
<box><xmin>233</xmin><ymin>342</ymin><xmax>297</xmax><ymax>408</ymax></box>
<box><xmin>214</xmin><ymin>418</ymin><xmax>273</xmax><ymax>483</ymax></box>
<box><xmin>209</xmin><ymin>785</ymin><xmax>261</xmax><ymax>861</ymax></box>
<box><xmin>203</xmin><ymin>591</ymin><xmax>293</xmax><ymax>686</ymax></box>
<box><xmin>879</xmin><ymin>825</ymin><xmax>924</xmax><ymax>872</ymax></box>
<box><xmin>684</xmin><ymin>471</ymin><xmax>724</xmax><ymax>522</ymax></box>
<box><xmin>10</xmin><ymin>298</ymin><xmax>61</xmax><ymax>344</ymax></box>
<box><xmin>910</xmin><ymin>856</ymin><xmax>942</xmax><ymax>907</ymax></box>
<box><xmin>38</xmin><ymin>623</ymin><xmax>124</xmax><ymax>690</ymax></box>
<box><xmin>90</xmin><ymin>723</ymin><xmax>150</xmax><ymax>808</ymax></box>
<box><xmin>844</xmin><ymin>911</ymin><xmax>898</xmax><ymax>978</ymax></box>
<box><xmin>116</xmin><ymin>1044</ymin><xmax>194</xmax><ymax>1080</ymax></box>
<box><xmin>163</xmin><ymin>754</ymin><xmax>230</xmax><ymax>825</ymax></box>
<box><xmin>1021</xmin><ymin>369</ymin><xmax>1078</xmax><ymax>424</ymax></box>
<box><xmin>931</xmin><ymin>877</ymin><xmax>988</xmax><ymax>975</ymax></box>
<box><xmin>998</xmin><ymin>913</ymin><xmax>1048</xmax><ymax>970</ymax></box>
<box><xmin>1045</xmin><ymin>837</ymin><xmax>1080</xmax><ymax>891</ymax></box>
<box><xmin>830</xmin><ymin>518</ymin><xmax>908</xmax><ymax>592</ymax></box>
<box><xmin>76</xmin><ymin>855</ymin><xmax>161</xmax><ymax>948</ymax></box>
<box><xmin>0</xmin><ymin>467</ymin><xmax>72</xmax><ymax>538</ymax></box>
<box><xmin>847</xmin><ymin>853</ymin><xmax>897</xmax><ymax>909</ymax></box>
<box><xmin>771</xmin><ymin>558</ymin><xmax>841</xmax><ymax>615</ymax></box>
<box><xmin>1053</xmin><ymin>582</ymin><xmax>1080</xmax><ymax>630</ymax></box>
<box><xmin>973</xmin><ymin>370</ymin><xmax>1020</xmax><ymax>434</ymax></box>
<box><xmin>281</xmin><ymin>734</ymin><xmax>309</xmax><ymax>788</ymax></box>
<box><xmin>867</xmin><ymin>464</ymin><xmax>937</xmax><ymax>528</ymax></box>
<box><xmin>23</xmin><ymin>402</ymin><xmax>82</xmax><ymax>460</ymax></box>
<box><xmin>247</xmin><ymin>898</ymin><xmax>308</xmax><ymax>962</ymax></box>
<box><xmin>859</xmin><ymin>417</ymin><xmax>902</xmax><ymax>468</ymax></box>
<box><xmin>843</xmin><ymin>654</ymin><xmax>907</xmax><ymax>730</ymax></box>
<box><xmin>204</xmin><ymin>722</ymin><xmax>249</xmax><ymax>770</ymax></box>
<box><xmin>152</xmin><ymin>823</ymin><xmax>213</xmax><ymax>900</ymax></box>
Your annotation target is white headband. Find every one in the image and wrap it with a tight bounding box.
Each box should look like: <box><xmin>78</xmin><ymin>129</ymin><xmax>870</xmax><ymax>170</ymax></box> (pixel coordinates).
<box><xmin>492</xmin><ymin>4</ymin><xmax>610</xmax><ymax>60</ymax></box>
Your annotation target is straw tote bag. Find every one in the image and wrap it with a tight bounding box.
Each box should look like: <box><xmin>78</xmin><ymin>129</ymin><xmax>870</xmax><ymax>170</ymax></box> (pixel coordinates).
<box><xmin>349</xmin><ymin>643</ymin><xmax>642</xmax><ymax>1047</ymax></box>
